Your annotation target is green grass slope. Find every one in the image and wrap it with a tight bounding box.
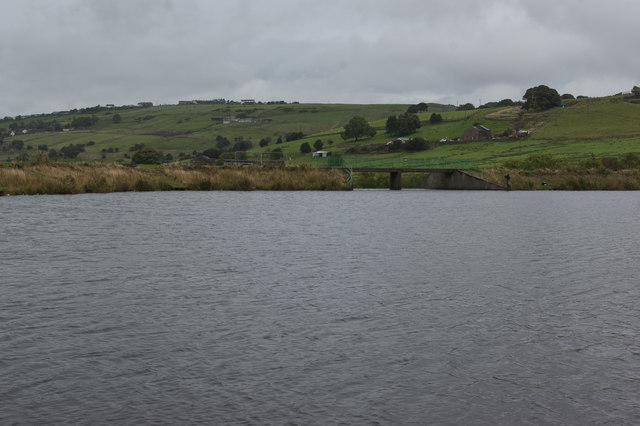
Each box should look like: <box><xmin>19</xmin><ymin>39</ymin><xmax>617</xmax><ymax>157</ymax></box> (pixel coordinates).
<box><xmin>2</xmin><ymin>95</ymin><xmax>640</xmax><ymax>167</ymax></box>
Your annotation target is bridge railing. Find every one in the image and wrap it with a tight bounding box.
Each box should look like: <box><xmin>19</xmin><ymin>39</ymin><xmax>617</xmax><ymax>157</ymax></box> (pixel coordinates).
<box><xmin>310</xmin><ymin>157</ymin><xmax>478</xmax><ymax>170</ymax></box>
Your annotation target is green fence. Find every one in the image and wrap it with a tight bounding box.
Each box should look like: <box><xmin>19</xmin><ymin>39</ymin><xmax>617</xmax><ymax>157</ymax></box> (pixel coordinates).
<box><xmin>310</xmin><ymin>157</ymin><xmax>478</xmax><ymax>170</ymax></box>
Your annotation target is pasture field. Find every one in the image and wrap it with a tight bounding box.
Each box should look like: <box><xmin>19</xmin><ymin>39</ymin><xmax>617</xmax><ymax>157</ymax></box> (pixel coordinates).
<box><xmin>2</xmin><ymin>95</ymin><xmax>640</xmax><ymax>167</ymax></box>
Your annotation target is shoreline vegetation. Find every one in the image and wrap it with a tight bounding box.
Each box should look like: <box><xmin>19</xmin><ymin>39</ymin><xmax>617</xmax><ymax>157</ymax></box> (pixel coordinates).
<box><xmin>0</xmin><ymin>162</ymin><xmax>351</xmax><ymax>195</ymax></box>
<box><xmin>2</xmin><ymin>160</ymin><xmax>640</xmax><ymax>195</ymax></box>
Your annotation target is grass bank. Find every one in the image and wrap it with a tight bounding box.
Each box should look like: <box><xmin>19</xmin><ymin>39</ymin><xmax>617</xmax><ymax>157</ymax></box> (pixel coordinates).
<box><xmin>0</xmin><ymin>162</ymin><xmax>350</xmax><ymax>195</ymax></box>
<box><xmin>481</xmin><ymin>167</ymin><xmax>640</xmax><ymax>190</ymax></box>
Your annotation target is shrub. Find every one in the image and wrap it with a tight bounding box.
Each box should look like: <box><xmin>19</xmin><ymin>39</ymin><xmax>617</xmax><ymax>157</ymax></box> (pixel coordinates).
<box><xmin>60</xmin><ymin>144</ymin><xmax>85</xmax><ymax>159</ymax></box>
<box><xmin>259</xmin><ymin>137</ymin><xmax>271</xmax><ymax>147</ymax></box>
<box><xmin>581</xmin><ymin>154</ymin><xmax>601</xmax><ymax>169</ymax></box>
<box><xmin>202</xmin><ymin>148</ymin><xmax>222</xmax><ymax>158</ymax></box>
<box><xmin>405</xmin><ymin>137</ymin><xmax>429</xmax><ymax>151</ymax></box>
<box><xmin>285</xmin><ymin>131</ymin><xmax>305</xmax><ymax>142</ymax></box>
<box><xmin>621</xmin><ymin>153</ymin><xmax>640</xmax><ymax>169</ymax></box>
<box><xmin>299</xmin><ymin>142</ymin><xmax>312</xmax><ymax>153</ymax></box>
<box><xmin>132</xmin><ymin>147</ymin><xmax>162</xmax><ymax>164</ymax></box>
<box><xmin>129</xmin><ymin>143</ymin><xmax>145</xmax><ymax>152</ymax></box>
<box><xmin>386</xmin><ymin>113</ymin><xmax>420</xmax><ymax>136</ymax></box>
<box><xmin>71</xmin><ymin>115</ymin><xmax>98</xmax><ymax>128</ymax></box>
<box><xmin>601</xmin><ymin>157</ymin><xmax>622</xmax><ymax>170</ymax></box>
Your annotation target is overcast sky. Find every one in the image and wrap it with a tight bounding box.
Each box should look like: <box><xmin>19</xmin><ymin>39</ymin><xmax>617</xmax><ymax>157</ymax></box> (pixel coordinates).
<box><xmin>1</xmin><ymin>0</ymin><xmax>639</xmax><ymax>117</ymax></box>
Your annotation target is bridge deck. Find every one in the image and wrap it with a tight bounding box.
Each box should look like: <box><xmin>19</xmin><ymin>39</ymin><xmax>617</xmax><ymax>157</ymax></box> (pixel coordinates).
<box><xmin>310</xmin><ymin>157</ymin><xmax>478</xmax><ymax>171</ymax></box>
<box><xmin>350</xmin><ymin>167</ymin><xmax>455</xmax><ymax>173</ymax></box>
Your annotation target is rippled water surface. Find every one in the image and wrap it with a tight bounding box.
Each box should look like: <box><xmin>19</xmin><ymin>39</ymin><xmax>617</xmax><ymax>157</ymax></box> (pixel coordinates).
<box><xmin>1</xmin><ymin>190</ymin><xmax>639</xmax><ymax>425</ymax></box>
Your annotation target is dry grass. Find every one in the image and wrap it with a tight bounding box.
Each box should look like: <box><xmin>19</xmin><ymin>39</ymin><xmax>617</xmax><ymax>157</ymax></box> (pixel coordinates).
<box><xmin>0</xmin><ymin>162</ymin><xmax>350</xmax><ymax>195</ymax></box>
<box><xmin>482</xmin><ymin>167</ymin><xmax>640</xmax><ymax>190</ymax></box>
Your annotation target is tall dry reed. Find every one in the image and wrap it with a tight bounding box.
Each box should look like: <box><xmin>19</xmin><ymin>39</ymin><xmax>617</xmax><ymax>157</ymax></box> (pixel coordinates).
<box><xmin>0</xmin><ymin>163</ymin><xmax>351</xmax><ymax>195</ymax></box>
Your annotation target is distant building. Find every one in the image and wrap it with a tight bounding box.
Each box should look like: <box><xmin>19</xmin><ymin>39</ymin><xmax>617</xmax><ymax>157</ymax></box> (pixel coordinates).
<box><xmin>241</xmin><ymin>99</ymin><xmax>256</xmax><ymax>105</ymax></box>
<box><xmin>463</xmin><ymin>125</ymin><xmax>491</xmax><ymax>142</ymax></box>
<box><xmin>138</xmin><ymin>102</ymin><xmax>153</xmax><ymax>108</ymax></box>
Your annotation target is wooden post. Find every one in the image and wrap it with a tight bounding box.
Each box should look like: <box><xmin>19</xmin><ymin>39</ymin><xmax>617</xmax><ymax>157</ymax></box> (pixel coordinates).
<box><xmin>390</xmin><ymin>171</ymin><xmax>402</xmax><ymax>190</ymax></box>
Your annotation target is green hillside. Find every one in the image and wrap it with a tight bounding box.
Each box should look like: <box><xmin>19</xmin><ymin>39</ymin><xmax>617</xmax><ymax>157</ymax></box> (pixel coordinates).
<box><xmin>2</xmin><ymin>95</ymin><xmax>640</xmax><ymax>167</ymax></box>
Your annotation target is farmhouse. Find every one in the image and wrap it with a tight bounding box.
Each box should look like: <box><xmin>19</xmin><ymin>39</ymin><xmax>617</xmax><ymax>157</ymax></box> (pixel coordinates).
<box><xmin>463</xmin><ymin>125</ymin><xmax>491</xmax><ymax>142</ymax></box>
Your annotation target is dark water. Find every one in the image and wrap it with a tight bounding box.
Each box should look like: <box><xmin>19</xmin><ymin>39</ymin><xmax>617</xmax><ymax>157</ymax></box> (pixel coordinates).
<box><xmin>1</xmin><ymin>190</ymin><xmax>639</xmax><ymax>425</ymax></box>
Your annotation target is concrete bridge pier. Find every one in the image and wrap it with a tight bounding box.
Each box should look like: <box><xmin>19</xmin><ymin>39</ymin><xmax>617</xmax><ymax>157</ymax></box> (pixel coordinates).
<box><xmin>390</xmin><ymin>171</ymin><xmax>402</xmax><ymax>190</ymax></box>
<box><xmin>422</xmin><ymin>170</ymin><xmax>505</xmax><ymax>190</ymax></box>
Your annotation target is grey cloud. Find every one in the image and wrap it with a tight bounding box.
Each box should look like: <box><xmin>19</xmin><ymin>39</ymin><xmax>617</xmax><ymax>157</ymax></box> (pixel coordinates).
<box><xmin>1</xmin><ymin>0</ymin><xmax>639</xmax><ymax>116</ymax></box>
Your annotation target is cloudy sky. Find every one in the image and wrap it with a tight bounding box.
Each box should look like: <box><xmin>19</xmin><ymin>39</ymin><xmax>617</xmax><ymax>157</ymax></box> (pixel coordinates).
<box><xmin>1</xmin><ymin>0</ymin><xmax>638</xmax><ymax>117</ymax></box>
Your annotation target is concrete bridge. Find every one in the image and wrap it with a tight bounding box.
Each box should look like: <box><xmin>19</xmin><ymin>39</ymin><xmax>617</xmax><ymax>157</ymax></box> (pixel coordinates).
<box><xmin>310</xmin><ymin>157</ymin><xmax>504</xmax><ymax>190</ymax></box>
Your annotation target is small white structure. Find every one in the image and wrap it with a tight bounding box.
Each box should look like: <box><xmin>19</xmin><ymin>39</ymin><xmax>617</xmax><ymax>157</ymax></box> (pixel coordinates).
<box><xmin>312</xmin><ymin>151</ymin><xmax>332</xmax><ymax>157</ymax></box>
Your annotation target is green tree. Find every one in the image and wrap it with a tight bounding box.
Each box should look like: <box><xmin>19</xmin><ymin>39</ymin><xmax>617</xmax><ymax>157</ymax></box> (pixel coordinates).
<box><xmin>216</xmin><ymin>135</ymin><xmax>231</xmax><ymax>149</ymax></box>
<box><xmin>299</xmin><ymin>142</ymin><xmax>312</xmax><ymax>153</ymax></box>
<box><xmin>231</xmin><ymin>140</ymin><xmax>252</xmax><ymax>151</ymax></box>
<box><xmin>259</xmin><ymin>137</ymin><xmax>271</xmax><ymax>147</ymax></box>
<box><xmin>523</xmin><ymin>85</ymin><xmax>562</xmax><ymax>111</ymax></box>
<box><xmin>112</xmin><ymin>113</ymin><xmax>122</xmax><ymax>124</ymax></box>
<box><xmin>429</xmin><ymin>113</ymin><xmax>443</xmax><ymax>124</ymax></box>
<box><xmin>406</xmin><ymin>102</ymin><xmax>428</xmax><ymax>114</ymax></box>
<box><xmin>313</xmin><ymin>139</ymin><xmax>324</xmax><ymax>151</ymax></box>
<box><xmin>405</xmin><ymin>137</ymin><xmax>429</xmax><ymax>151</ymax></box>
<box><xmin>71</xmin><ymin>115</ymin><xmax>98</xmax><ymax>128</ymax></box>
<box><xmin>285</xmin><ymin>131</ymin><xmax>305</xmax><ymax>142</ymax></box>
<box><xmin>341</xmin><ymin>116</ymin><xmax>376</xmax><ymax>141</ymax></box>
<box><xmin>132</xmin><ymin>147</ymin><xmax>162</xmax><ymax>164</ymax></box>
<box><xmin>11</xmin><ymin>139</ymin><xmax>24</xmax><ymax>150</ymax></box>
<box><xmin>60</xmin><ymin>143</ymin><xmax>85</xmax><ymax>159</ymax></box>
<box><xmin>457</xmin><ymin>103</ymin><xmax>475</xmax><ymax>111</ymax></box>
<box><xmin>386</xmin><ymin>113</ymin><xmax>421</xmax><ymax>136</ymax></box>
<box><xmin>202</xmin><ymin>148</ymin><xmax>222</xmax><ymax>158</ymax></box>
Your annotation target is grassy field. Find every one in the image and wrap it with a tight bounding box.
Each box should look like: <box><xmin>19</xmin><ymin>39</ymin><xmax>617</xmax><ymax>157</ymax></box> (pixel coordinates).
<box><xmin>2</xmin><ymin>95</ymin><xmax>640</xmax><ymax>169</ymax></box>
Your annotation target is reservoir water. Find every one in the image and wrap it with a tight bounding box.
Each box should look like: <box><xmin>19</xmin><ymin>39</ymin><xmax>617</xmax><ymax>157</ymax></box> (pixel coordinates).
<box><xmin>1</xmin><ymin>190</ymin><xmax>639</xmax><ymax>425</ymax></box>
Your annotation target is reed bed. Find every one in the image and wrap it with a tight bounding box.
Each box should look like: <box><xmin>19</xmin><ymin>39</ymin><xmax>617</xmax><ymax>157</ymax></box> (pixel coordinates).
<box><xmin>0</xmin><ymin>163</ymin><xmax>350</xmax><ymax>195</ymax></box>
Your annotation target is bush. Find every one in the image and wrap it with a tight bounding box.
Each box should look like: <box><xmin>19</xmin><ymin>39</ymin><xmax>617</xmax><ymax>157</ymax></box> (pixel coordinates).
<box><xmin>11</xmin><ymin>140</ymin><xmax>24</xmax><ymax>150</ymax></box>
<box><xmin>386</xmin><ymin>113</ymin><xmax>421</xmax><ymax>136</ymax></box>
<box><xmin>259</xmin><ymin>137</ymin><xmax>271</xmax><ymax>147</ymax></box>
<box><xmin>231</xmin><ymin>140</ymin><xmax>252</xmax><ymax>151</ymax></box>
<box><xmin>132</xmin><ymin>147</ymin><xmax>162</xmax><ymax>164</ymax></box>
<box><xmin>202</xmin><ymin>148</ymin><xmax>222</xmax><ymax>158</ymax></box>
<box><xmin>129</xmin><ymin>143</ymin><xmax>145</xmax><ymax>152</ymax></box>
<box><xmin>601</xmin><ymin>157</ymin><xmax>622</xmax><ymax>170</ymax></box>
<box><xmin>299</xmin><ymin>142</ymin><xmax>312</xmax><ymax>153</ymax></box>
<box><xmin>621</xmin><ymin>153</ymin><xmax>640</xmax><ymax>168</ymax></box>
<box><xmin>71</xmin><ymin>115</ymin><xmax>98</xmax><ymax>128</ymax></box>
<box><xmin>60</xmin><ymin>144</ymin><xmax>85</xmax><ymax>159</ymax></box>
<box><xmin>405</xmin><ymin>137</ymin><xmax>429</xmax><ymax>151</ymax></box>
<box><xmin>581</xmin><ymin>154</ymin><xmax>601</xmax><ymax>169</ymax></box>
<box><xmin>285</xmin><ymin>131</ymin><xmax>305</xmax><ymax>142</ymax></box>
